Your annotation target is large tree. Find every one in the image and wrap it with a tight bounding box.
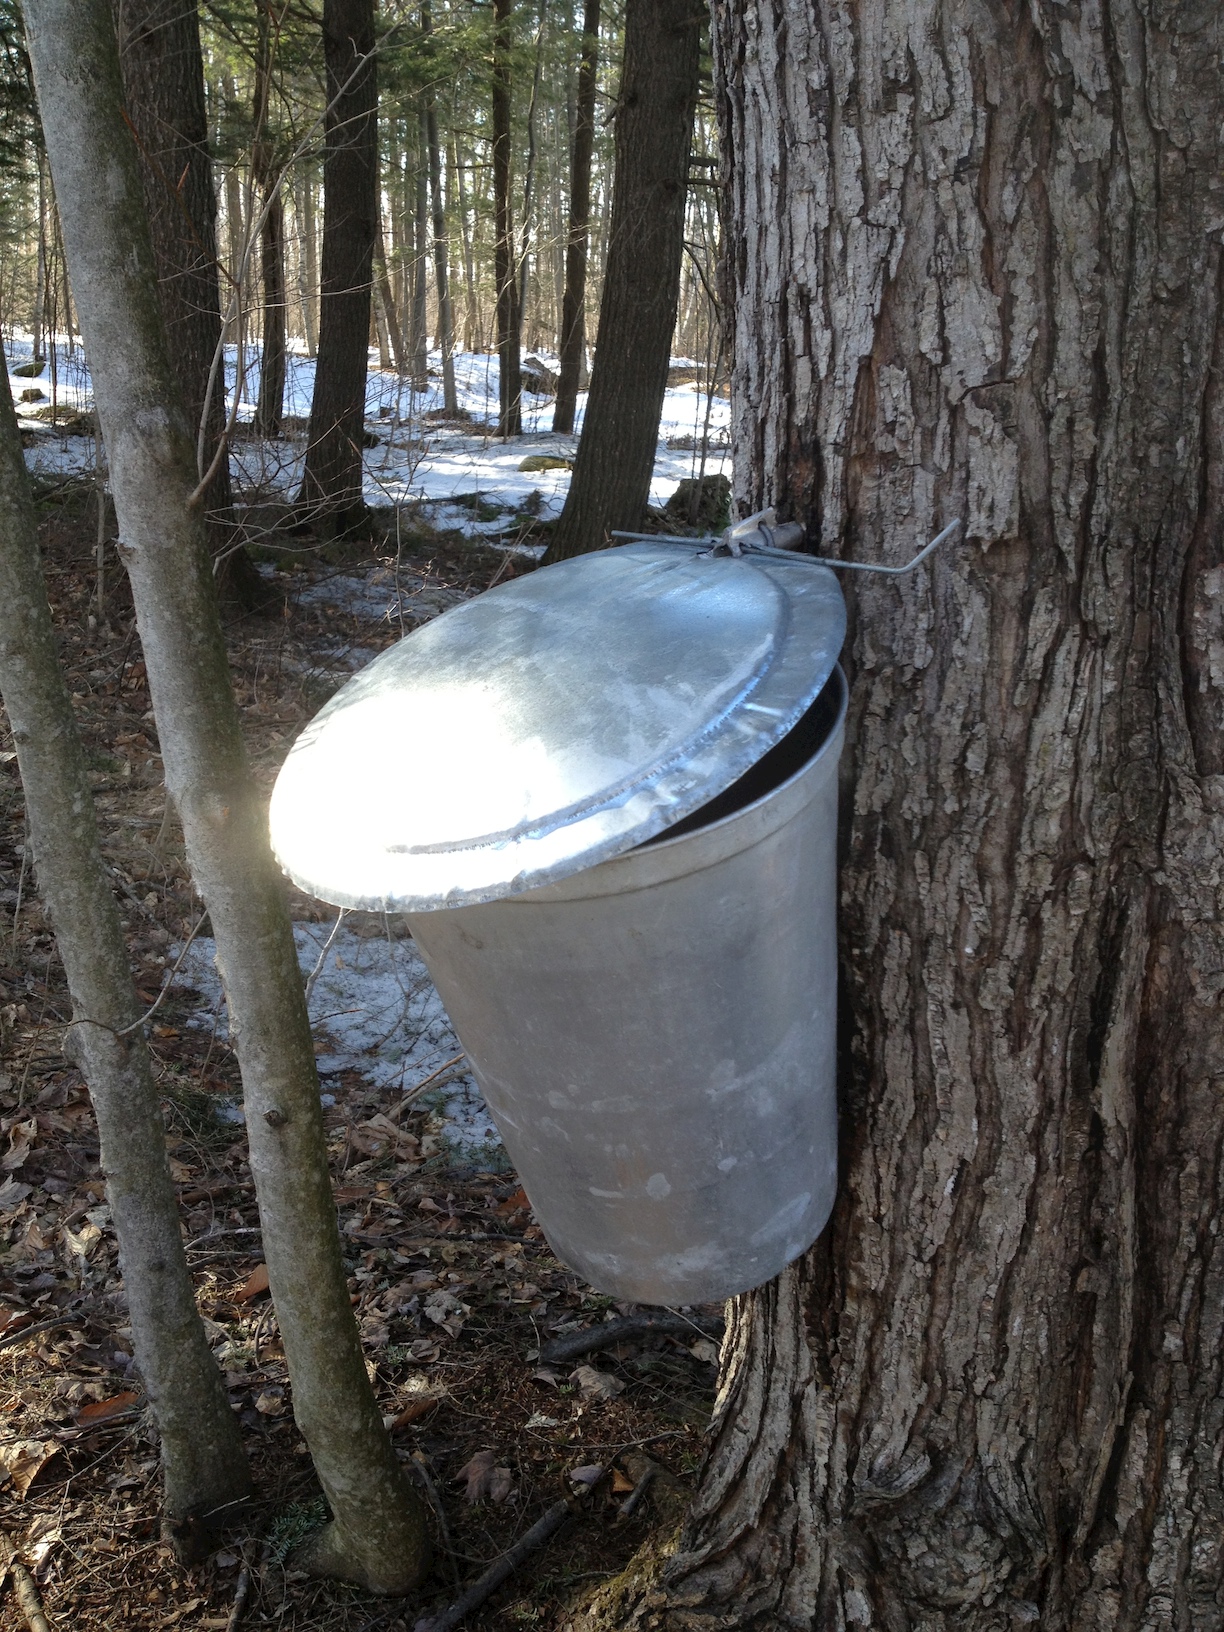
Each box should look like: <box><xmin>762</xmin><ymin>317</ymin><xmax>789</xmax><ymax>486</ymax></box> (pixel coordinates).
<box><xmin>298</xmin><ymin>0</ymin><xmax>377</xmax><ymax>538</ymax></box>
<box><xmin>582</xmin><ymin>0</ymin><xmax>1224</xmax><ymax>1627</ymax></box>
<box><xmin>544</xmin><ymin>0</ymin><xmax>702</xmax><ymax>562</ymax></box>
<box><xmin>114</xmin><ymin>0</ymin><xmax>264</xmax><ymax>607</ymax></box>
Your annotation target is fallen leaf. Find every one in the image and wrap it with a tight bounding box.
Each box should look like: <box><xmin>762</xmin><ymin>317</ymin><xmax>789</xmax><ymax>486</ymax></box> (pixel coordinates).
<box><xmin>531</xmin><ymin>1367</ymin><xmax>561</xmax><ymax>1387</ymax></box>
<box><xmin>253</xmin><ymin>1388</ymin><xmax>287</xmax><ymax>1416</ymax></box>
<box><xmin>389</xmin><ymin>1395</ymin><xmax>441</xmax><ymax>1430</ymax></box>
<box><xmin>572</xmin><ymin>1365</ymin><xmax>626</xmax><ymax>1401</ymax></box>
<box><xmin>455</xmin><ymin>1448</ymin><xmax>513</xmax><ymax>1503</ymax></box>
<box><xmin>0</xmin><ymin>1307</ymin><xmax>31</xmax><ymax>1338</ymax></box>
<box><xmin>417</xmin><ymin>1196</ymin><xmax>442</xmax><ymax>1213</ymax></box>
<box><xmin>568</xmin><ymin>1463</ymin><xmax>604</xmax><ymax>1487</ymax></box>
<box><xmin>232</xmin><ymin>1264</ymin><xmax>270</xmax><ymax>1303</ymax></box>
<box><xmin>2</xmin><ymin>1118</ymin><xmax>36</xmax><ymax>1171</ymax></box>
<box><xmin>0</xmin><ymin>1178</ymin><xmax>32</xmax><ymax>1210</ymax></box>
<box><xmin>76</xmin><ymin>1390</ymin><xmax>140</xmax><ymax>1424</ymax></box>
<box><xmin>26</xmin><ymin>1514</ymin><xmax>61</xmax><ymax>1577</ymax></box>
<box><xmin>0</xmin><ymin>1439</ymin><xmax>61</xmax><ymax>1497</ymax></box>
<box><xmin>423</xmin><ymin>1289</ymin><xmax>469</xmax><ymax>1337</ymax></box>
<box><xmin>689</xmin><ymin>1338</ymin><xmax>721</xmax><ymax>1366</ymax></box>
<box><xmin>524</xmin><ymin>1412</ymin><xmax>560</xmax><ymax>1429</ymax></box>
<box><xmin>496</xmin><ymin>1187</ymin><xmax>530</xmax><ymax>1216</ymax></box>
<box><xmin>611</xmin><ymin>1468</ymin><xmax>635</xmax><ymax>1494</ymax></box>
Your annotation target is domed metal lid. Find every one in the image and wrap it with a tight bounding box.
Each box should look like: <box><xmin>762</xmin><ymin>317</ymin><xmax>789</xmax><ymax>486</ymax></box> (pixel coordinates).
<box><xmin>269</xmin><ymin>541</ymin><xmax>845</xmax><ymax>912</ymax></box>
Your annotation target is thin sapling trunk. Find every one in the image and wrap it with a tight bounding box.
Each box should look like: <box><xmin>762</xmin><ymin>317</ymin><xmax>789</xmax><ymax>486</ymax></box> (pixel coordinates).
<box><xmin>24</xmin><ymin>0</ymin><xmax>430</xmax><ymax>1593</ymax></box>
<box><xmin>0</xmin><ymin>383</ymin><xmax>251</xmax><ymax>1553</ymax></box>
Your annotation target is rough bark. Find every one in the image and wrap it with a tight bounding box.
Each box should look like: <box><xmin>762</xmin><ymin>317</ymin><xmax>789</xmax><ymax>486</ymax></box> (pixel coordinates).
<box><xmin>113</xmin><ymin>0</ymin><xmax>263</xmax><ymax>610</ymax></box>
<box><xmin>578</xmin><ymin>0</ymin><xmax>1224</xmax><ymax>1627</ymax></box>
<box><xmin>411</xmin><ymin>110</ymin><xmax>430</xmax><ymax>392</ymax></box>
<box><xmin>421</xmin><ymin>1</ymin><xmax>457</xmax><ymax>415</ymax></box>
<box><xmin>372</xmin><ymin>224</ymin><xmax>407</xmax><ymax>376</ymax></box>
<box><xmin>492</xmin><ymin>0</ymin><xmax>522</xmax><ymax>437</ymax></box>
<box><xmin>0</xmin><ymin>383</ymin><xmax>250</xmax><ymax>1547</ymax></box>
<box><xmin>252</xmin><ymin>0</ymin><xmax>285</xmax><ymax>440</ymax></box>
<box><xmin>298</xmin><ymin>0</ymin><xmax>377</xmax><ymax>539</ymax></box>
<box><xmin>543</xmin><ymin>0</ymin><xmax>702</xmax><ymax>562</ymax></box>
<box><xmin>552</xmin><ymin>0</ymin><xmax>599</xmax><ymax>436</ymax></box>
<box><xmin>25</xmin><ymin>0</ymin><xmax>430</xmax><ymax>1594</ymax></box>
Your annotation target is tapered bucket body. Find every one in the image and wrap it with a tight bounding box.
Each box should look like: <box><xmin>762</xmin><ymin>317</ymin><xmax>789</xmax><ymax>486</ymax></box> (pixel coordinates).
<box><xmin>407</xmin><ymin>669</ymin><xmax>846</xmax><ymax>1305</ymax></box>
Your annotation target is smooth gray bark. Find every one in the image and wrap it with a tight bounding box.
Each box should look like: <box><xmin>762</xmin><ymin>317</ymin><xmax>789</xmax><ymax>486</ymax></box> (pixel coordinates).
<box><xmin>421</xmin><ymin>1</ymin><xmax>456</xmax><ymax>415</ymax></box>
<box><xmin>0</xmin><ymin>385</ymin><xmax>250</xmax><ymax>1546</ymax></box>
<box><xmin>24</xmin><ymin>0</ymin><xmax>429</xmax><ymax>1594</ymax></box>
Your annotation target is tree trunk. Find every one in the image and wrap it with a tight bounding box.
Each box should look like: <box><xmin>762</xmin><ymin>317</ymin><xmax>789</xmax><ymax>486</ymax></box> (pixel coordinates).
<box><xmin>451</xmin><ymin>121</ymin><xmax>481</xmax><ymax>353</ymax></box>
<box><xmin>578</xmin><ymin>1</ymin><xmax>1224</xmax><ymax>1627</ymax></box>
<box><xmin>552</xmin><ymin>0</ymin><xmax>599</xmax><ymax>435</ymax></box>
<box><xmin>421</xmin><ymin>1</ymin><xmax>457</xmax><ymax>415</ymax></box>
<box><xmin>0</xmin><ymin>382</ymin><xmax>251</xmax><ymax>1552</ymax></box>
<box><xmin>113</xmin><ymin>0</ymin><xmax>264</xmax><ymax>611</ymax></box>
<box><xmin>298</xmin><ymin>0</ymin><xmax>377</xmax><ymax>539</ymax></box>
<box><xmin>544</xmin><ymin>0</ymin><xmax>701</xmax><ymax>561</ymax></box>
<box><xmin>492</xmin><ymin>0</ymin><xmax>521</xmax><ymax>436</ymax></box>
<box><xmin>25</xmin><ymin>0</ymin><xmax>430</xmax><ymax>1594</ymax></box>
<box><xmin>298</xmin><ymin>167</ymin><xmax>318</xmax><ymax>358</ymax></box>
<box><xmin>517</xmin><ymin>5</ymin><xmax>546</xmax><ymax>331</ymax></box>
<box><xmin>252</xmin><ymin>0</ymin><xmax>285</xmax><ymax>440</ymax></box>
<box><xmin>411</xmin><ymin>111</ymin><xmax>430</xmax><ymax>391</ymax></box>
<box><xmin>372</xmin><ymin>224</ymin><xmax>407</xmax><ymax>375</ymax></box>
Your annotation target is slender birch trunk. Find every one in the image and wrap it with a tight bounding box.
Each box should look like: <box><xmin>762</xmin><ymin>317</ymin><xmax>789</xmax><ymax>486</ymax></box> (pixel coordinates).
<box><xmin>23</xmin><ymin>0</ymin><xmax>429</xmax><ymax>1593</ymax></box>
<box><xmin>0</xmin><ymin>385</ymin><xmax>250</xmax><ymax>1553</ymax></box>
<box><xmin>553</xmin><ymin>0</ymin><xmax>599</xmax><ymax>435</ymax></box>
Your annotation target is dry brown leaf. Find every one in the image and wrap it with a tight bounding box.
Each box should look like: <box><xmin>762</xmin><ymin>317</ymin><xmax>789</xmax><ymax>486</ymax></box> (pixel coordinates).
<box><xmin>455</xmin><ymin>1448</ymin><xmax>512</xmax><ymax>1503</ymax></box>
<box><xmin>76</xmin><ymin>1389</ymin><xmax>140</xmax><ymax>1424</ymax></box>
<box><xmin>253</xmin><ymin>1388</ymin><xmax>287</xmax><ymax>1416</ymax></box>
<box><xmin>611</xmin><ymin>1468</ymin><xmax>635</xmax><ymax>1493</ymax></box>
<box><xmin>1</xmin><ymin>1118</ymin><xmax>36</xmax><ymax>1171</ymax></box>
<box><xmin>0</xmin><ymin>1439</ymin><xmax>61</xmax><ymax>1497</ymax></box>
<box><xmin>689</xmin><ymin>1337</ymin><xmax>721</xmax><ymax>1366</ymax></box>
<box><xmin>232</xmin><ymin>1263</ymin><xmax>270</xmax><ymax>1303</ymax></box>
<box><xmin>572</xmin><ymin>1365</ymin><xmax>626</xmax><ymax>1401</ymax></box>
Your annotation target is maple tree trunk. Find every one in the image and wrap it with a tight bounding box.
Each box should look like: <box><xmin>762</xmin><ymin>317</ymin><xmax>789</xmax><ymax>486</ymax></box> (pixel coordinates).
<box><xmin>0</xmin><ymin>383</ymin><xmax>250</xmax><ymax>1551</ymax></box>
<box><xmin>578</xmin><ymin>0</ymin><xmax>1224</xmax><ymax>1627</ymax></box>
<box><xmin>25</xmin><ymin>0</ymin><xmax>429</xmax><ymax>1592</ymax></box>
<box><xmin>544</xmin><ymin>0</ymin><xmax>701</xmax><ymax>562</ymax></box>
<box><xmin>114</xmin><ymin>0</ymin><xmax>264</xmax><ymax>609</ymax></box>
<box><xmin>552</xmin><ymin>0</ymin><xmax>599</xmax><ymax>436</ymax></box>
<box><xmin>299</xmin><ymin>0</ymin><xmax>377</xmax><ymax>539</ymax></box>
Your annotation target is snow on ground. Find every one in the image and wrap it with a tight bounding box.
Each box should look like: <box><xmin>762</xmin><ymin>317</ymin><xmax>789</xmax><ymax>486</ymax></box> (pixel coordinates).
<box><xmin>176</xmin><ymin>919</ymin><xmax>505</xmax><ymax>1164</ymax></box>
<box><xmin>7</xmin><ymin>330</ymin><xmax>731</xmax><ymax>537</ymax></box>
<box><xmin>9</xmin><ymin>327</ymin><xmax>729</xmax><ymax>1162</ymax></box>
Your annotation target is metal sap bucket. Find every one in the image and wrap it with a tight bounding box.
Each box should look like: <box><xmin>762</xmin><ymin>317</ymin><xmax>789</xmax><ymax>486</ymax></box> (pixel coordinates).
<box><xmin>406</xmin><ymin>669</ymin><xmax>845</xmax><ymax>1304</ymax></box>
<box><xmin>270</xmin><ymin>537</ymin><xmax>849</xmax><ymax>1303</ymax></box>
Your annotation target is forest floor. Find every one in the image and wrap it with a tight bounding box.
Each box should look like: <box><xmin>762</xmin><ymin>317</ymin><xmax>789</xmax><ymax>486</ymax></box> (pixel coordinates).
<box><xmin>0</xmin><ymin>481</ymin><xmax>719</xmax><ymax>1632</ymax></box>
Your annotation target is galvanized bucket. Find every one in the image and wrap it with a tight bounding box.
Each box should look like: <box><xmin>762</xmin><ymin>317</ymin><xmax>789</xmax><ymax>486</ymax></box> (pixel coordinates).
<box><xmin>270</xmin><ymin>537</ymin><xmax>851</xmax><ymax>1303</ymax></box>
<box><xmin>407</xmin><ymin>669</ymin><xmax>846</xmax><ymax>1304</ymax></box>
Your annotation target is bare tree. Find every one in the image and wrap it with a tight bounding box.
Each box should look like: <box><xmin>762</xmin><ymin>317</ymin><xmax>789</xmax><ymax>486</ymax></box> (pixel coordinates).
<box><xmin>492</xmin><ymin>0</ymin><xmax>521</xmax><ymax>436</ymax></box>
<box><xmin>578</xmin><ymin>0</ymin><xmax>1224</xmax><ymax>1626</ymax></box>
<box><xmin>543</xmin><ymin>0</ymin><xmax>701</xmax><ymax>561</ymax></box>
<box><xmin>114</xmin><ymin>0</ymin><xmax>264</xmax><ymax>608</ymax></box>
<box><xmin>252</xmin><ymin>0</ymin><xmax>286</xmax><ymax>440</ymax></box>
<box><xmin>421</xmin><ymin>0</ymin><xmax>457</xmax><ymax>414</ymax></box>
<box><xmin>0</xmin><ymin>384</ymin><xmax>250</xmax><ymax>1554</ymax></box>
<box><xmin>552</xmin><ymin>0</ymin><xmax>599</xmax><ymax>436</ymax></box>
<box><xmin>298</xmin><ymin>0</ymin><xmax>378</xmax><ymax>539</ymax></box>
<box><xmin>24</xmin><ymin>0</ymin><xmax>429</xmax><ymax>1592</ymax></box>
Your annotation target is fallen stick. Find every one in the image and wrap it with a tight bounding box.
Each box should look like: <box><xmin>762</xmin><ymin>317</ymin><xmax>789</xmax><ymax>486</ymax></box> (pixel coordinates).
<box><xmin>0</xmin><ymin>1314</ymin><xmax>85</xmax><ymax>1353</ymax></box>
<box><xmin>616</xmin><ymin>1463</ymin><xmax>657</xmax><ymax>1523</ymax></box>
<box><xmin>412</xmin><ymin>1496</ymin><xmax>575</xmax><ymax>1632</ymax></box>
<box><xmin>0</xmin><ymin>1530</ymin><xmax>53</xmax><ymax>1632</ymax></box>
<box><xmin>224</xmin><ymin>1551</ymin><xmax>252</xmax><ymax>1632</ymax></box>
<box><xmin>539</xmin><ymin>1311</ymin><xmax>723</xmax><ymax>1366</ymax></box>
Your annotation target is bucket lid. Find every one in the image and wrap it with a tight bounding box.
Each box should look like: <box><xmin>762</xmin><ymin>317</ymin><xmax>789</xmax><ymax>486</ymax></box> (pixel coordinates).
<box><xmin>269</xmin><ymin>540</ymin><xmax>845</xmax><ymax>911</ymax></box>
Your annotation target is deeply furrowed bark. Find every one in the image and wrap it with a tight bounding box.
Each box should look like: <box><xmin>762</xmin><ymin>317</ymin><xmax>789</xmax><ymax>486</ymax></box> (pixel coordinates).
<box><xmin>544</xmin><ymin>0</ymin><xmax>702</xmax><ymax>563</ymax></box>
<box><xmin>298</xmin><ymin>0</ymin><xmax>377</xmax><ymax>539</ymax></box>
<box><xmin>0</xmin><ymin>385</ymin><xmax>251</xmax><ymax>1545</ymax></box>
<box><xmin>575</xmin><ymin>0</ymin><xmax>1224</xmax><ymax>1628</ymax></box>
<box><xmin>24</xmin><ymin>0</ymin><xmax>429</xmax><ymax>1594</ymax></box>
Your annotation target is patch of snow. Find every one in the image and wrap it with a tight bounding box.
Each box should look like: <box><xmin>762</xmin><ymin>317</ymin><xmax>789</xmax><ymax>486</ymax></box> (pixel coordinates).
<box><xmin>175</xmin><ymin>919</ymin><xmax>504</xmax><ymax>1163</ymax></box>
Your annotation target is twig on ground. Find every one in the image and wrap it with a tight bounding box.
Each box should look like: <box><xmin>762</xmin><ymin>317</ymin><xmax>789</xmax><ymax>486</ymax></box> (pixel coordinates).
<box><xmin>0</xmin><ymin>1529</ymin><xmax>53</xmax><ymax>1632</ymax></box>
<box><xmin>412</xmin><ymin>1494</ymin><xmax>577</xmax><ymax>1632</ymax></box>
<box><xmin>396</xmin><ymin>1051</ymin><xmax>466</xmax><ymax>1113</ymax></box>
<box><xmin>616</xmin><ymin>1463</ymin><xmax>656</xmax><ymax>1523</ymax></box>
<box><xmin>0</xmin><ymin>1314</ymin><xmax>86</xmax><ymax>1352</ymax></box>
<box><xmin>224</xmin><ymin>1547</ymin><xmax>252</xmax><ymax>1632</ymax></box>
<box><xmin>407</xmin><ymin>1452</ymin><xmax>461</xmax><ymax>1589</ymax></box>
<box><xmin>539</xmin><ymin>1311</ymin><xmax>724</xmax><ymax>1365</ymax></box>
